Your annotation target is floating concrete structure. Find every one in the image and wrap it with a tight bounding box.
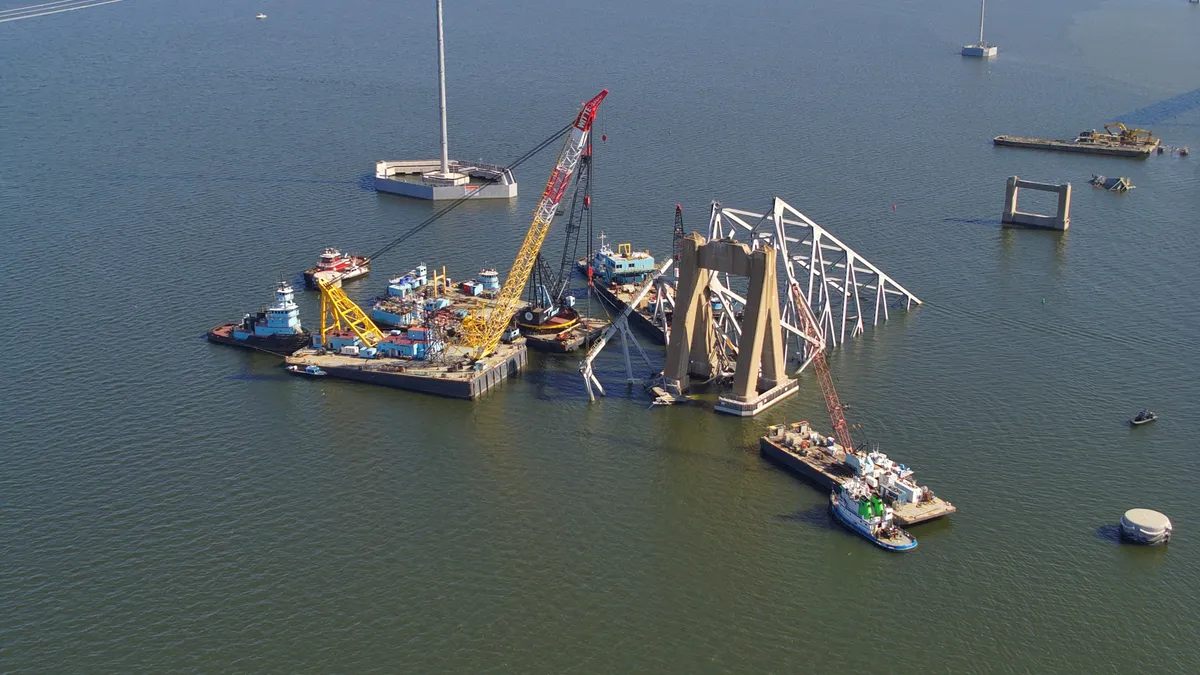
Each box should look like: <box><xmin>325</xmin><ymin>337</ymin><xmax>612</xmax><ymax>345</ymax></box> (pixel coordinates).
<box><xmin>665</xmin><ymin>234</ymin><xmax>798</xmax><ymax>416</ymax></box>
<box><xmin>1002</xmin><ymin>176</ymin><xmax>1071</xmax><ymax>231</ymax></box>
<box><xmin>961</xmin><ymin>0</ymin><xmax>997</xmax><ymax>57</ymax></box>
<box><xmin>374</xmin><ymin>0</ymin><xmax>517</xmax><ymax>201</ymax></box>
<box><xmin>1120</xmin><ymin>509</ymin><xmax>1172</xmax><ymax>545</ymax></box>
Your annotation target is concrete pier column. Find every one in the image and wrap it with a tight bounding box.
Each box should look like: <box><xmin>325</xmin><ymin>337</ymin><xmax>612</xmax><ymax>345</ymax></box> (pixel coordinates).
<box><xmin>688</xmin><ymin>288</ymin><xmax>716</xmax><ymax>378</ymax></box>
<box><xmin>732</xmin><ymin>249</ymin><xmax>771</xmax><ymax>400</ymax></box>
<box><xmin>664</xmin><ymin>235</ymin><xmax>708</xmax><ymax>386</ymax></box>
<box><xmin>758</xmin><ymin>251</ymin><xmax>788</xmax><ymax>390</ymax></box>
<box><xmin>732</xmin><ymin>248</ymin><xmax>786</xmax><ymax>398</ymax></box>
<box><xmin>1003</xmin><ymin>175</ymin><xmax>1019</xmax><ymax>223</ymax></box>
<box><xmin>1056</xmin><ymin>183</ymin><xmax>1072</xmax><ymax>229</ymax></box>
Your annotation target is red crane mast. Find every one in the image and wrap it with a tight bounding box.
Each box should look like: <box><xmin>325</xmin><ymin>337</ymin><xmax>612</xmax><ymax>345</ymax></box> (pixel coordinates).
<box><xmin>790</xmin><ymin>282</ymin><xmax>855</xmax><ymax>453</ymax></box>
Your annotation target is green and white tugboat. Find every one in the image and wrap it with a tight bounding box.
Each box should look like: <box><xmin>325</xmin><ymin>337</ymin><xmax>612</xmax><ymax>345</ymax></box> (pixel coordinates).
<box><xmin>830</xmin><ymin>477</ymin><xmax>918</xmax><ymax>552</ymax></box>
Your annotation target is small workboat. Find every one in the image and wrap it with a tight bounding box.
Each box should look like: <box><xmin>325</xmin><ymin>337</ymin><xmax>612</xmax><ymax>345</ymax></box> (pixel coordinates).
<box><xmin>830</xmin><ymin>478</ymin><xmax>917</xmax><ymax>552</ymax></box>
<box><xmin>304</xmin><ymin>247</ymin><xmax>371</xmax><ymax>289</ymax></box>
<box><xmin>286</xmin><ymin>364</ymin><xmax>327</xmax><ymax>377</ymax></box>
<box><xmin>256</xmin><ymin>13</ymin><xmax>267</xmax><ymax>20</ymax></box>
<box><xmin>1131</xmin><ymin>409</ymin><xmax>1157</xmax><ymax>426</ymax></box>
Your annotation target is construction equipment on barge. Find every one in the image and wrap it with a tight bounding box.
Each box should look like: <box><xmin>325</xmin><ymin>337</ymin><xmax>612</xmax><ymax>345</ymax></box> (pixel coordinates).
<box><xmin>518</xmin><ymin>133</ymin><xmax>608</xmax><ymax>353</ymax></box>
<box><xmin>994</xmin><ymin>123</ymin><xmax>1161</xmax><ymax>158</ymax></box>
<box><xmin>760</xmin><ymin>282</ymin><xmax>955</xmax><ymax>528</ymax></box>
<box><xmin>580</xmin><ymin>258</ymin><xmax>674</xmax><ymax>402</ymax></box>
<box><xmin>283</xmin><ymin>90</ymin><xmax>608</xmax><ymax>398</ymax></box>
<box><xmin>460</xmin><ymin>89</ymin><xmax>608</xmax><ymax>359</ymax></box>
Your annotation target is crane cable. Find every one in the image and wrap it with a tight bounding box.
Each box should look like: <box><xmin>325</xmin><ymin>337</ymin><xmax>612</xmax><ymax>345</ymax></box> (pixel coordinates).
<box><xmin>361</xmin><ymin>122</ymin><xmax>573</xmax><ymax>268</ymax></box>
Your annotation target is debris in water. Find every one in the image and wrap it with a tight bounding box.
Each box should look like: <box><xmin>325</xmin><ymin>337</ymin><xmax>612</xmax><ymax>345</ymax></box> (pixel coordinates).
<box><xmin>1088</xmin><ymin>174</ymin><xmax>1134</xmax><ymax>192</ymax></box>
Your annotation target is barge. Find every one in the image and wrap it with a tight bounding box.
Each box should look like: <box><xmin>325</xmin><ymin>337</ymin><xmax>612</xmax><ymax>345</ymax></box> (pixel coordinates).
<box><xmin>993</xmin><ymin>130</ymin><xmax>1159</xmax><ymax>158</ymax></box>
<box><xmin>584</xmin><ymin>235</ymin><xmax>669</xmax><ymax>344</ymax></box>
<box><xmin>291</xmin><ymin>264</ymin><xmax>528</xmax><ymax>399</ymax></box>
<box><xmin>207</xmin><ymin>281</ymin><xmax>311</xmax><ymax>355</ymax></box>
<box><xmin>761</xmin><ymin>421</ymin><xmax>956</xmax><ymax>527</ymax></box>
<box><xmin>285</xmin><ymin>341</ymin><xmax>527</xmax><ymax>400</ymax></box>
<box><xmin>521</xmin><ymin>313</ymin><xmax>608</xmax><ymax>353</ymax></box>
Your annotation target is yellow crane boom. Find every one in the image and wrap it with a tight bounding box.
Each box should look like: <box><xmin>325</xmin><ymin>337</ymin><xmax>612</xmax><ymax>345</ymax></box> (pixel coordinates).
<box><xmin>318</xmin><ymin>278</ymin><xmax>384</xmax><ymax>348</ymax></box>
<box><xmin>461</xmin><ymin>89</ymin><xmax>609</xmax><ymax>358</ymax></box>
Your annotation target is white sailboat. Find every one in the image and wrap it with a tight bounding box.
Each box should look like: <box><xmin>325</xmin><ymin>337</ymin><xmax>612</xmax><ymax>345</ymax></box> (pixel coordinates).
<box><xmin>962</xmin><ymin>0</ymin><xmax>997</xmax><ymax>57</ymax></box>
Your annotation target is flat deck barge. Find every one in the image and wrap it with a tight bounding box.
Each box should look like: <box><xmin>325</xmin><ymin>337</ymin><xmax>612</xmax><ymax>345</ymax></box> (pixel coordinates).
<box><xmin>286</xmin><ymin>342</ymin><xmax>527</xmax><ymax>400</ymax></box>
<box><xmin>593</xmin><ymin>282</ymin><xmax>667</xmax><ymax>345</ymax></box>
<box><xmin>760</xmin><ymin>423</ymin><xmax>955</xmax><ymax>527</ymax></box>
<box><xmin>523</xmin><ymin>317</ymin><xmax>608</xmax><ymax>353</ymax></box>
<box><xmin>993</xmin><ymin>135</ymin><xmax>1156</xmax><ymax>158</ymax></box>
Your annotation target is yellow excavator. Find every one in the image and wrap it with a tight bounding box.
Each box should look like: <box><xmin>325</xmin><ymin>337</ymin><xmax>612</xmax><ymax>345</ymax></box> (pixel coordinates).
<box><xmin>1103</xmin><ymin>122</ymin><xmax>1157</xmax><ymax>146</ymax></box>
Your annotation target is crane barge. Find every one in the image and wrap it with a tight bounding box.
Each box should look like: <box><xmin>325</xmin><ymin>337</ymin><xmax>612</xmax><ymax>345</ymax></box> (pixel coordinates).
<box><xmin>279</xmin><ymin>90</ymin><xmax>609</xmax><ymax>399</ymax></box>
<box><xmin>516</xmin><ymin>142</ymin><xmax>609</xmax><ymax>352</ymax></box>
<box><xmin>758</xmin><ymin>282</ymin><xmax>956</xmax><ymax>528</ymax></box>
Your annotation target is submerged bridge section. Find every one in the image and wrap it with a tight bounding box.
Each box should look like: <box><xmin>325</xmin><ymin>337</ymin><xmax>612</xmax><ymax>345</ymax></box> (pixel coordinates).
<box><xmin>704</xmin><ymin>197</ymin><xmax>921</xmax><ymax>370</ymax></box>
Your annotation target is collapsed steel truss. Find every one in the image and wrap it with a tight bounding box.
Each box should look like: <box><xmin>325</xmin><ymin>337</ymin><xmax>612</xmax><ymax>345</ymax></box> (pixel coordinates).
<box><xmin>703</xmin><ymin>197</ymin><xmax>921</xmax><ymax>372</ymax></box>
<box><xmin>580</xmin><ymin>197</ymin><xmax>921</xmax><ymax>399</ymax></box>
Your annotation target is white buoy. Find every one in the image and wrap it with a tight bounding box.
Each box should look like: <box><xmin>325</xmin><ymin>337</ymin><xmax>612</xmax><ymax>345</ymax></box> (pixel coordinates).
<box><xmin>1120</xmin><ymin>509</ymin><xmax>1172</xmax><ymax>545</ymax></box>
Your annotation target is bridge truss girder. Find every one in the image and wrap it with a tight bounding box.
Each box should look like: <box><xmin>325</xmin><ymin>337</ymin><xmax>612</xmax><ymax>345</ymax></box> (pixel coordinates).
<box><xmin>704</xmin><ymin>197</ymin><xmax>921</xmax><ymax>372</ymax></box>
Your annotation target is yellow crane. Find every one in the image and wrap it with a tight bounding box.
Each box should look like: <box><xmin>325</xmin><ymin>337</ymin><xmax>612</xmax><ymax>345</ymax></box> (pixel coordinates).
<box><xmin>309</xmin><ymin>90</ymin><xmax>608</xmax><ymax>358</ymax></box>
<box><xmin>460</xmin><ymin>89</ymin><xmax>609</xmax><ymax>358</ymax></box>
<box><xmin>317</xmin><ymin>277</ymin><xmax>384</xmax><ymax>349</ymax></box>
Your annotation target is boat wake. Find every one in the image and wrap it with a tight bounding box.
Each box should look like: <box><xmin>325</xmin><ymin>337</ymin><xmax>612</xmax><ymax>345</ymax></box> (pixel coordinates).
<box><xmin>0</xmin><ymin>0</ymin><xmax>123</xmax><ymax>24</ymax></box>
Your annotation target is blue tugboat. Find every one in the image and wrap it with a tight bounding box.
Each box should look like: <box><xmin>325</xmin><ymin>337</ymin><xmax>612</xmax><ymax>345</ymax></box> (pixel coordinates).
<box><xmin>830</xmin><ymin>478</ymin><xmax>918</xmax><ymax>552</ymax></box>
<box><xmin>207</xmin><ymin>282</ymin><xmax>311</xmax><ymax>355</ymax></box>
<box><xmin>286</xmin><ymin>364</ymin><xmax>327</xmax><ymax>377</ymax></box>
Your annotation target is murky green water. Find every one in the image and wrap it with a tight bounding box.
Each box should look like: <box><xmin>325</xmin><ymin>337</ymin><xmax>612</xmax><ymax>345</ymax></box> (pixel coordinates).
<box><xmin>3</xmin><ymin>0</ymin><xmax>1198</xmax><ymax>671</ymax></box>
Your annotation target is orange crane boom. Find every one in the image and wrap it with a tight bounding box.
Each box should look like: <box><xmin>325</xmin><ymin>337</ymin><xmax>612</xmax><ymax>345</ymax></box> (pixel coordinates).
<box><xmin>790</xmin><ymin>282</ymin><xmax>854</xmax><ymax>453</ymax></box>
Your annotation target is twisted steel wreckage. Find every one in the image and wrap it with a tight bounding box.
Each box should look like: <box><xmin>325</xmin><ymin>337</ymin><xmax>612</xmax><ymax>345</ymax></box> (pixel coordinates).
<box><xmin>581</xmin><ymin>197</ymin><xmax>921</xmax><ymax>415</ymax></box>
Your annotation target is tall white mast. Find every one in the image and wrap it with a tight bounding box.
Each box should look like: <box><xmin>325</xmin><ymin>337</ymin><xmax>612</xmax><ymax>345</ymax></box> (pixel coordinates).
<box><xmin>979</xmin><ymin>0</ymin><xmax>986</xmax><ymax>44</ymax></box>
<box><xmin>436</xmin><ymin>0</ymin><xmax>450</xmax><ymax>174</ymax></box>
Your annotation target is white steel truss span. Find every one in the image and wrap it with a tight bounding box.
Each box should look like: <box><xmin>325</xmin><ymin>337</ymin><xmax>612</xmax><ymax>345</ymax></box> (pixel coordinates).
<box><xmin>705</xmin><ymin>197</ymin><xmax>921</xmax><ymax>370</ymax></box>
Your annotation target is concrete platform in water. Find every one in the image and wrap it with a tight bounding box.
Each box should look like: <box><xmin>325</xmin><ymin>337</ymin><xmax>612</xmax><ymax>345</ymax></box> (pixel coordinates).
<box><xmin>760</xmin><ymin>422</ymin><xmax>956</xmax><ymax>527</ymax></box>
<box><xmin>993</xmin><ymin>135</ymin><xmax>1156</xmax><ymax>158</ymax></box>
<box><xmin>286</xmin><ymin>342</ymin><xmax>527</xmax><ymax>400</ymax></box>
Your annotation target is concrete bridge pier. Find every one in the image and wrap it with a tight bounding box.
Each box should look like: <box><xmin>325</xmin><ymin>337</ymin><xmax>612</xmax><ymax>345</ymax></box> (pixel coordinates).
<box><xmin>1002</xmin><ymin>176</ymin><xmax>1071</xmax><ymax>230</ymax></box>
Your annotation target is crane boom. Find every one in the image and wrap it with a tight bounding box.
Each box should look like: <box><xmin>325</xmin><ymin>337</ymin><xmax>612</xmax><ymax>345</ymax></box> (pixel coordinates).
<box><xmin>318</xmin><ymin>278</ymin><xmax>385</xmax><ymax>348</ymax></box>
<box><xmin>462</xmin><ymin>89</ymin><xmax>608</xmax><ymax>357</ymax></box>
<box><xmin>790</xmin><ymin>282</ymin><xmax>854</xmax><ymax>454</ymax></box>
